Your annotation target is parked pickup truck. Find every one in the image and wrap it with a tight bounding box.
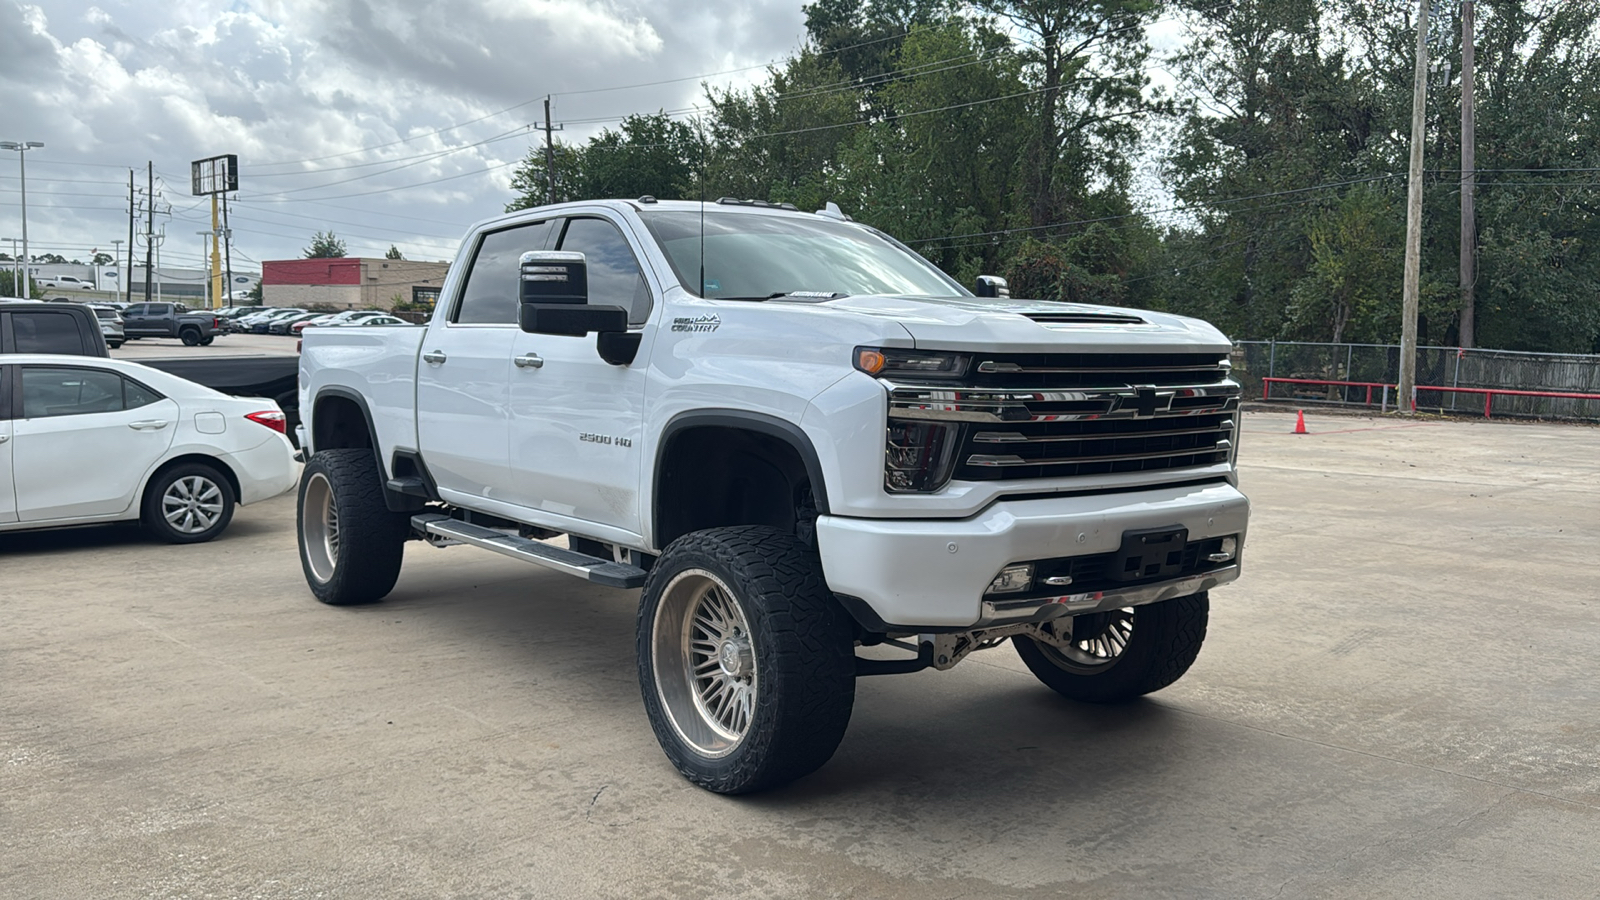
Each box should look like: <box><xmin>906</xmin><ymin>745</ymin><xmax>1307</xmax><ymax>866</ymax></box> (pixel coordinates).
<box><xmin>296</xmin><ymin>199</ymin><xmax>1250</xmax><ymax>794</ymax></box>
<box><xmin>122</xmin><ymin>302</ymin><xmax>225</xmax><ymax>346</ymax></box>
<box><xmin>37</xmin><ymin>275</ymin><xmax>97</xmax><ymax>291</ymax></box>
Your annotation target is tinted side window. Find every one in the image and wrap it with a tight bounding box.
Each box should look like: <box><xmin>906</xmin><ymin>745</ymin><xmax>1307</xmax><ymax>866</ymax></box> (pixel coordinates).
<box><xmin>557</xmin><ymin>218</ymin><xmax>652</xmax><ymax>325</ymax></box>
<box><xmin>22</xmin><ymin>367</ymin><xmax>127</xmax><ymax>418</ymax></box>
<box><xmin>13</xmin><ymin>311</ymin><xmax>87</xmax><ymax>354</ymax></box>
<box><xmin>453</xmin><ymin>220</ymin><xmax>555</xmax><ymax>325</ymax></box>
<box><xmin>125</xmin><ymin>304</ymin><xmax>148</xmax><ymax>316</ymax></box>
<box><xmin>124</xmin><ymin>380</ymin><xmax>161</xmax><ymax>409</ymax></box>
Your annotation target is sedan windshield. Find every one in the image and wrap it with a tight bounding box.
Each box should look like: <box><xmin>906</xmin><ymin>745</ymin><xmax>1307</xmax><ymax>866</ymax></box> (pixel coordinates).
<box><xmin>638</xmin><ymin>210</ymin><xmax>965</xmax><ymax>300</ymax></box>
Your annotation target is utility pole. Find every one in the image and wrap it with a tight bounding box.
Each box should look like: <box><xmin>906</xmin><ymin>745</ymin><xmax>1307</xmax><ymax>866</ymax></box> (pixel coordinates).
<box><xmin>144</xmin><ymin>162</ymin><xmax>155</xmax><ymax>303</ymax></box>
<box><xmin>1398</xmin><ymin>0</ymin><xmax>1431</xmax><ymax>414</ymax></box>
<box><xmin>1459</xmin><ymin>0</ymin><xmax>1476</xmax><ymax>349</ymax></box>
<box><xmin>126</xmin><ymin>169</ymin><xmax>135</xmax><ymax>303</ymax></box>
<box><xmin>541</xmin><ymin>96</ymin><xmax>563</xmax><ymax>205</ymax></box>
<box><xmin>112</xmin><ymin>238</ymin><xmax>123</xmax><ymax>299</ymax></box>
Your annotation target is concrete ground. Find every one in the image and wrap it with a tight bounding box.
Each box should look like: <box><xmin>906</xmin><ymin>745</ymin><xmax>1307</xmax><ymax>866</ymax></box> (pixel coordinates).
<box><xmin>3</xmin><ymin>409</ymin><xmax>1597</xmax><ymax>899</ymax></box>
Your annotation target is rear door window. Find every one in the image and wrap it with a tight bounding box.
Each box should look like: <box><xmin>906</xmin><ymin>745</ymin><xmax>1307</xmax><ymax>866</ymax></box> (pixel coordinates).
<box><xmin>21</xmin><ymin>367</ymin><xmax>128</xmax><ymax>417</ymax></box>
<box><xmin>12</xmin><ymin>311</ymin><xmax>88</xmax><ymax>354</ymax></box>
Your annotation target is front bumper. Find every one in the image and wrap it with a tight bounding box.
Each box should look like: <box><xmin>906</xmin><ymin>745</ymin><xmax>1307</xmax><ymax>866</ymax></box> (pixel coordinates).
<box><xmin>816</xmin><ymin>480</ymin><xmax>1249</xmax><ymax>630</ymax></box>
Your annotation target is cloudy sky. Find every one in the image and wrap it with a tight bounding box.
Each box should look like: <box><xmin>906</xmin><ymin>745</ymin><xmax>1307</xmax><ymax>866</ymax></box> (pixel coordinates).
<box><xmin>1</xmin><ymin>0</ymin><xmax>812</xmax><ymax>274</ymax></box>
<box><xmin>3</xmin><ymin>1</ymin><xmax>1187</xmax><ymax>278</ymax></box>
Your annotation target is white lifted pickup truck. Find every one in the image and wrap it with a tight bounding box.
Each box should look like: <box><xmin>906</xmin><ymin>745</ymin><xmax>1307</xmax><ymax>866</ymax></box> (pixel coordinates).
<box><xmin>296</xmin><ymin>198</ymin><xmax>1249</xmax><ymax>793</ymax></box>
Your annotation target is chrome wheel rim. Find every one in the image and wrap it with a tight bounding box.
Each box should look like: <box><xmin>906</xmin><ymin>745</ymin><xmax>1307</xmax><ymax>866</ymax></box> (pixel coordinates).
<box><xmin>161</xmin><ymin>475</ymin><xmax>225</xmax><ymax>535</ymax></box>
<box><xmin>651</xmin><ymin>569</ymin><xmax>757</xmax><ymax>758</ymax></box>
<box><xmin>301</xmin><ymin>472</ymin><xmax>339</xmax><ymax>583</ymax></box>
<box><xmin>1039</xmin><ymin>608</ymin><xmax>1135</xmax><ymax>673</ymax></box>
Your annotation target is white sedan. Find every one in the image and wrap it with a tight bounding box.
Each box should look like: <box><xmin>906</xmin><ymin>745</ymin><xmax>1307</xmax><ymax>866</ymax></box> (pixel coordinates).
<box><xmin>0</xmin><ymin>355</ymin><xmax>299</xmax><ymax>542</ymax></box>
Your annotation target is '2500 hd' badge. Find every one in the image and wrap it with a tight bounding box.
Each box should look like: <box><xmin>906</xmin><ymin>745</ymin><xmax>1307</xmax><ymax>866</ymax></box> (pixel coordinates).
<box><xmin>672</xmin><ymin>314</ymin><xmax>720</xmax><ymax>333</ymax></box>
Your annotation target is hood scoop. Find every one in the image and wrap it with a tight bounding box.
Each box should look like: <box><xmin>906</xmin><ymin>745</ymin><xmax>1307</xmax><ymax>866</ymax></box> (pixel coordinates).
<box><xmin>1022</xmin><ymin>311</ymin><xmax>1146</xmax><ymax>326</ymax></box>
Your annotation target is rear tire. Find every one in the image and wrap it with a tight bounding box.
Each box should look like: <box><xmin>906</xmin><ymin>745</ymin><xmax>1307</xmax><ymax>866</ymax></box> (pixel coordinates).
<box><xmin>199</xmin><ymin>335</ymin><xmax>214</xmax><ymax>346</ymax></box>
<box><xmin>637</xmin><ymin>526</ymin><xmax>856</xmax><ymax>794</ymax></box>
<box><xmin>180</xmin><ymin>327</ymin><xmax>201</xmax><ymax>346</ymax></box>
<box><xmin>1013</xmin><ymin>593</ymin><xmax>1209</xmax><ymax>703</ymax></box>
<box><xmin>142</xmin><ymin>463</ymin><xmax>235</xmax><ymax>544</ymax></box>
<box><xmin>297</xmin><ymin>449</ymin><xmax>410</xmax><ymax>605</ymax></box>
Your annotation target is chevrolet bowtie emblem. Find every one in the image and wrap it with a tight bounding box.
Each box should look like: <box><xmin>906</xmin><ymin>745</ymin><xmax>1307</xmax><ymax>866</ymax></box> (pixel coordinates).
<box><xmin>1127</xmin><ymin>386</ymin><xmax>1172</xmax><ymax>419</ymax></box>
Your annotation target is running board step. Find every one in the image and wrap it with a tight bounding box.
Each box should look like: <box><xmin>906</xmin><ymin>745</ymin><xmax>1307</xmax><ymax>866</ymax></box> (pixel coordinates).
<box><xmin>411</xmin><ymin>513</ymin><xmax>647</xmax><ymax>589</ymax></box>
<box><xmin>386</xmin><ymin>475</ymin><xmax>432</xmax><ymax>498</ymax></box>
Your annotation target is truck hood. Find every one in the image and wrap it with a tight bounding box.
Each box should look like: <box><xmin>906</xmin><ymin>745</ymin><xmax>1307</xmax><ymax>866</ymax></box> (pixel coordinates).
<box><xmin>811</xmin><ymin>294</ymin><xmax>1233</xmax><ymax>355</ymax></box>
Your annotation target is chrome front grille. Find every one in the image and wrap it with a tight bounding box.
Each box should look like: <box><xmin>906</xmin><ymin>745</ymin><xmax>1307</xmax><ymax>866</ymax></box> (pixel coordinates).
<box><xmin>885</xmin><ymin>352</ymin><xmax>1239</xmax><ymax>484</ymax></box>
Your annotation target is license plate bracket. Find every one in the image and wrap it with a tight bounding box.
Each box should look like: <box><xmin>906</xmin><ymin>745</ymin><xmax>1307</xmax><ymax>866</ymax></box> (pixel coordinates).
<box><xmin>1110</xmin><ymin>526</ymin><xmax>1189</xmax><ymax>583</ymax></box>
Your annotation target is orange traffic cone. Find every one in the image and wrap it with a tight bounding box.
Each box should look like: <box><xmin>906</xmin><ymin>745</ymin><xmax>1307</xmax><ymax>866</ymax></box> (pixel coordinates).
<box><xmin>1293</xmin><ymin>410</ymin><xmax>1308</xmax><ymax>434</ymax></box>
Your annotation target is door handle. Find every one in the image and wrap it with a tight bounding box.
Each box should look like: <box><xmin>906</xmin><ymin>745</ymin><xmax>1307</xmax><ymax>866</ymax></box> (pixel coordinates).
<box><xmin>514</xmin><ymin>353</ymin><xmax>544</xmax><ymax>369</ymax></box>
<box><xmin>129</xmin><ymin>420</ymin><xmax>169</xmax><ymax>431</ymax></box>
<box><xmin>422</xmin><ymin>350</ymin><xmax>448</xmax><ymax>365</ymax></box>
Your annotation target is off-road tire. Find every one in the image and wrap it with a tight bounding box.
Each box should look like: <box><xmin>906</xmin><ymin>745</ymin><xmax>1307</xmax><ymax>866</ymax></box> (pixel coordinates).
<box><xmin>199</xmin><ymin>335</ymin><xmax>215</xmax><ymax>346</ymax></box>
<box><xmin>179</xmin><ymin>327</ymin><xmax>201</xmax><ymax>346</ymax></box>
<box><xmin>297</xmin><ymin>449</ymin><xmax>410</xmax><ymax>605</ymax></box>
<box><xmin>637</xmin><ymin>526</ymin><xmax>856</xmax><ymax>794</ymax></box>
<box><xmin>141</xmin><ymin>462</ymin><xmax>235</xmax><ymax>544</ymax></box>
<box><xmin>1014</xmin><ymin>592</ymin><xmax>1209</xmax><ymax>703</ymax></box>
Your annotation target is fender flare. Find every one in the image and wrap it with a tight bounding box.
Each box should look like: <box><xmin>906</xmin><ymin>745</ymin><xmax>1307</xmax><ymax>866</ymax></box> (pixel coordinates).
<box><xmin>306</xmin><ymin>385</ymin><xmax>382</xmax><ymax>461</ymax></box>
<box><xmin>653</xmin><ymin>409</ymin><xmax>833</xmax><ymax>526</ymax></box>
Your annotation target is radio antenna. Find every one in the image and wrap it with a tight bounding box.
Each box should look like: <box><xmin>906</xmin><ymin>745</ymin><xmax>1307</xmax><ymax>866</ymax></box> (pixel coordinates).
<box><xmin>698</xmin><ymin>123</ymin><xmax>706</xmax><ymax>298</ymax></box>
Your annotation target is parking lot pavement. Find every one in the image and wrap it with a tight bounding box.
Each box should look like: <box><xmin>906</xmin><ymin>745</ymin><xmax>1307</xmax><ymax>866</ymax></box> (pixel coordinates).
<box><xmin>3</xmin><ymin>409</ymin><xmax>1598</xmax><ymax>899</ymax></box>
<box><xmin>112</xmin><ymin>332</ymin><xmax>300</xmax><ymax>360</ymax></box>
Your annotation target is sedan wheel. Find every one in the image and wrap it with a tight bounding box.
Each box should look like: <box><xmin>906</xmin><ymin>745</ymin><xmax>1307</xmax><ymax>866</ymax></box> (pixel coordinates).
<box><xmin>143</xmin><ymin>463</ymin><xmax>235</xmax><ymax>544</ymax></box>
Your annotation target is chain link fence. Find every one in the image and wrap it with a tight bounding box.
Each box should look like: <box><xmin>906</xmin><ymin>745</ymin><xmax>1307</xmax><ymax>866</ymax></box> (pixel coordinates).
<box><xmin>1234</xmin><ymin>340</ymin><xmax>1600</xmax><ymax>422</ymax></box>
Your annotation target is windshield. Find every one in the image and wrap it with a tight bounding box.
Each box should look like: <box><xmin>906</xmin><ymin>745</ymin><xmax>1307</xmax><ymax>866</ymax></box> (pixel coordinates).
<box><xmin>638</xmin><ymin>210</ymin><xmax>964</xmax><ymax>300</ymax></box>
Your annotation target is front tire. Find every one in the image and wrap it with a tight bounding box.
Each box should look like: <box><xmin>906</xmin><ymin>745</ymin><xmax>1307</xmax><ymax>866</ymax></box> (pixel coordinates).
<box><xmin>142</xmin><ymin>463</ymin><xmax>235</xmax><ymax>544</ymax></box>
<box><xmin>1014</xmin><ymin>593</ymin><xmax>1209</xmax><ymax>703</ymax></box>
<box><xmin>637</xmin><ymin>526</ymin><xmax>856</xmax><ymax>794</ymax></box>
<box><xmin>297</xmin><ymin>449</ymin><xmax>410</xmax><ymax>605</ymax></box>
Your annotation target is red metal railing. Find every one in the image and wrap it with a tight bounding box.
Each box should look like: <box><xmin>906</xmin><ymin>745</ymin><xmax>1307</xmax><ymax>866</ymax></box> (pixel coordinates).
<box><xmin>1261</xmin><ymin>377</ymin><xmax>1600</xmax><ymax>419</ymax></box>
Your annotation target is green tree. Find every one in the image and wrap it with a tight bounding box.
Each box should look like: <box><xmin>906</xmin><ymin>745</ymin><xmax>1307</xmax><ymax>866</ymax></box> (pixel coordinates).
<box><xmin>304</xmin><ymin>231</ymin><xmax>347</xmax><ymax>259</ymax></box>
<box><xmin>91</xmin><ymin>251</ymin><xmax>114</xmax><ymax>265</ymax></box>
<box><xmin>385</xmin><ymin>245</ymin><xmax>403</xmax><ymax>260</ymax></box>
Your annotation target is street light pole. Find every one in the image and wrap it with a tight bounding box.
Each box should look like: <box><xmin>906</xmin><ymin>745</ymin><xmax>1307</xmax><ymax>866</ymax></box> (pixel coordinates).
<box><xmin>112</xmin><ymin>238</ymin><xmax>124</xmax><ymax>299</ymax></box>
<box><xmin>0</xmin><ymin>140</ymin><xmax>45</xmax><ymax>298</ymax></box>
<box><xmin>196</xmin><ymin>230</ymin><xmax>213</xmax><ymax>307</ymax></box>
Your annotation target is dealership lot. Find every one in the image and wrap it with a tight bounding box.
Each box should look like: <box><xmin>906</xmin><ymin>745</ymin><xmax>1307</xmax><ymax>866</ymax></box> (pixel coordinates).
<box><xmin>3</xmin><ymin>410</ymin><xmax>1597</xmax><ymax>899</ymax></box>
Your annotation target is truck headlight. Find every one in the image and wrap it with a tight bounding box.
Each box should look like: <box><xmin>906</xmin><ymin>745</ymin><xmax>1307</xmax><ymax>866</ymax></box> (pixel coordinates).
<box><xmin>884</xmin><ymin>420</ymin><xmax>959</xmax><ymax>492</ymax></box>
<box><xmin>855</xmin><ymin>347</ymin><xmax>970</xmax><ymax>379</ymax></box>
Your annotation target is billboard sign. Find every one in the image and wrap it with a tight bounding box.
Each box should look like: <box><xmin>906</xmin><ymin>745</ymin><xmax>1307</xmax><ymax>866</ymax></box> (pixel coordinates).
<box><xmin>191</xmin><ymin>154</ymin><xmax>239</xmax><ymax>196</ymax></box>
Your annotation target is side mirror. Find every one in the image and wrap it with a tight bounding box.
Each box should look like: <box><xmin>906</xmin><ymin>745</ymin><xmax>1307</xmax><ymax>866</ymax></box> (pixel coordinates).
<box><xmin>975</xmin><ymin>275</ymin><xmax>1010</xmax><ymax>299</ymax></box>
<box><xmin>518</xmin><ymin>250</ymin><xmax>627</xmax><ymax>336</ymax></box>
